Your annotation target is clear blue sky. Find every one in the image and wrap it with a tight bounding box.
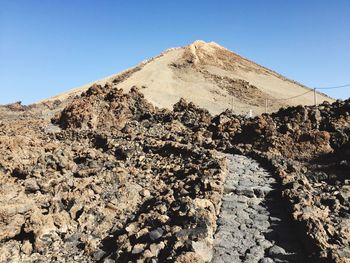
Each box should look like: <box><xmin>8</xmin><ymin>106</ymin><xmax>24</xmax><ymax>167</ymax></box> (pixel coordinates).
<box><xmin>1</xmin><ymin>0</ymin><xmax>349</xmax><ymax>104</ymax></box>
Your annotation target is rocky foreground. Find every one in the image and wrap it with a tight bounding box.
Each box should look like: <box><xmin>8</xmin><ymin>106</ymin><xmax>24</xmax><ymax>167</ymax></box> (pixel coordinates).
<box><xmin>0</xmin><ymin>84</ymin><xmax>349</xmax><ymax>263</ymax></box>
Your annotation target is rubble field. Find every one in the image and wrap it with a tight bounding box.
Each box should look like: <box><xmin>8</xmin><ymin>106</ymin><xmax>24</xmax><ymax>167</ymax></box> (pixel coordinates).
<box><xmin>0</xmin><ymin>84</ymin><xmax>349</xmax><ymax>262</ymax></box>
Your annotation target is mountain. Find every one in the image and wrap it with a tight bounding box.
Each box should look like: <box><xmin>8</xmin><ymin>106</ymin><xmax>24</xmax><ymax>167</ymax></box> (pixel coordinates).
<box><xmin>0</xmin><ymin>41</ymin><xmax>349</xmax><ymax>262</ymax></box>
<box><xmin>42</xmin><ymin>40</ymin><xmax>333</xmax><ymax>115</ymax></box>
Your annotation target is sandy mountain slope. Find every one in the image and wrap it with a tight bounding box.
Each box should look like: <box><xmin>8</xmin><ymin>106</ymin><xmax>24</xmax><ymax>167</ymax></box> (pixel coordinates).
<box><xmin>42</xmin><ymin>40</ymin><xmax>333</xmax><ymax>115</ymax></box>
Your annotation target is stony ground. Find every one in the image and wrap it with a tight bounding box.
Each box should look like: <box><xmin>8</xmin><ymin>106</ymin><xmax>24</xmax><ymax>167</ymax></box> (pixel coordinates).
<box><xmin>212</xmin><ymin>154</ymin><xmax>305</xmax><ymax>263</ymax></box>
<box><xmin>0</xmin><ymin>84</ymin><xmax>349</xmax><ymax>262</ymax></box>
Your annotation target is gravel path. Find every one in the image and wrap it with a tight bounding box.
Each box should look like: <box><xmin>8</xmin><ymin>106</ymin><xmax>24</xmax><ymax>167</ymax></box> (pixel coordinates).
<box><xmin>212</xmin><ymin>154</ymin><xmax>306</xmax><ymax>263</ymax></box>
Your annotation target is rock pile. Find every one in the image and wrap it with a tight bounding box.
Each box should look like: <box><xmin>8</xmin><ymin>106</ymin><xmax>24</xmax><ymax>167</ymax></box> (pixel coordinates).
<box><xmin>0</xmin><ymin>85</ymin><xmax>226</xmax><ymax>262</ymax></box>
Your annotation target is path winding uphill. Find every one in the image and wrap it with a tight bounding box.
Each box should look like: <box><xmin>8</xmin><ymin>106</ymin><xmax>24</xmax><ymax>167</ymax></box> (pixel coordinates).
<box><xmin>212</xmin><ymin>155</ymin><xmax>306</xmax><ymax>263</ymax></box>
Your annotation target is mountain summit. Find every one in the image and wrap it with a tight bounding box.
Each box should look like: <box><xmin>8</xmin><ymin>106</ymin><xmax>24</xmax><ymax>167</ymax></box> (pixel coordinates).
<box><xmin>44</xmin><ymin>40</ymin><xmax>332</xmax><ymax>114</ymax></box>
<box><xmin>0</xmin><ymin>41</ymin><xmax>349</xmax><ymax>263</ymax></box>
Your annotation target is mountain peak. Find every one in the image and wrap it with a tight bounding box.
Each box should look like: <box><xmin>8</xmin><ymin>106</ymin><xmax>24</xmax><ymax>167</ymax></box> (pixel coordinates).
<box><xmin>190</xmin><ymin>40</ymin><xmax>210</xmax><ymax>46</ymax></box>
<box><xmin>188</xmin><ymin>40</ymin><xmax>223</xmax><ymax>49</ymax></box>
<box><xmin>41</xmin><ymin>41</ymin><xmax>333</xmax><ymax>115</ymax></box>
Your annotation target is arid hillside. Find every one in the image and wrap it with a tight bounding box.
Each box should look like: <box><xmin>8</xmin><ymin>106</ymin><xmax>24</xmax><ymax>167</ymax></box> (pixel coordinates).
<box><xmin>42</xmin><ymin>40</ymin><xmax>333</xmax><ymax>115</ymax></box>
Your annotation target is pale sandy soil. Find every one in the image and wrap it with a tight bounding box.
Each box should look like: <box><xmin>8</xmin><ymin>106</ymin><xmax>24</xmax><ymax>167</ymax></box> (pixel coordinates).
<box><xmin>41</xmin><ymin>40</ymin><xmax>333</xmax><ymax>115</ymax></box>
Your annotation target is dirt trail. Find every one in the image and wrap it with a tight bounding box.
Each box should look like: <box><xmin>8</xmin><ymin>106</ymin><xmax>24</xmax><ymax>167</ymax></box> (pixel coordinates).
<box><xmin>212</xmin><ymin>154</ymin><xmax>306</xmax><ymax>263</ymax></box>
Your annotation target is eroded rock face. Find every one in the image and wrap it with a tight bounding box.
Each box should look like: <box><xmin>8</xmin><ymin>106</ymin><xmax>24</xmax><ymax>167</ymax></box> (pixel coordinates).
<box><xmin>0</xmin><ymin>83</ymin><xmax>349</xmax><ymax>262</ymax></box>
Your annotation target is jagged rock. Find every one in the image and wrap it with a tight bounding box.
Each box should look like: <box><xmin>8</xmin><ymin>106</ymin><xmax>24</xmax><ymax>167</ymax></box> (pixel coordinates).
<box><xmin>0</xmin><ymin>82</ymin><xmax>349</xmax><ymax>262</ymax></box>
